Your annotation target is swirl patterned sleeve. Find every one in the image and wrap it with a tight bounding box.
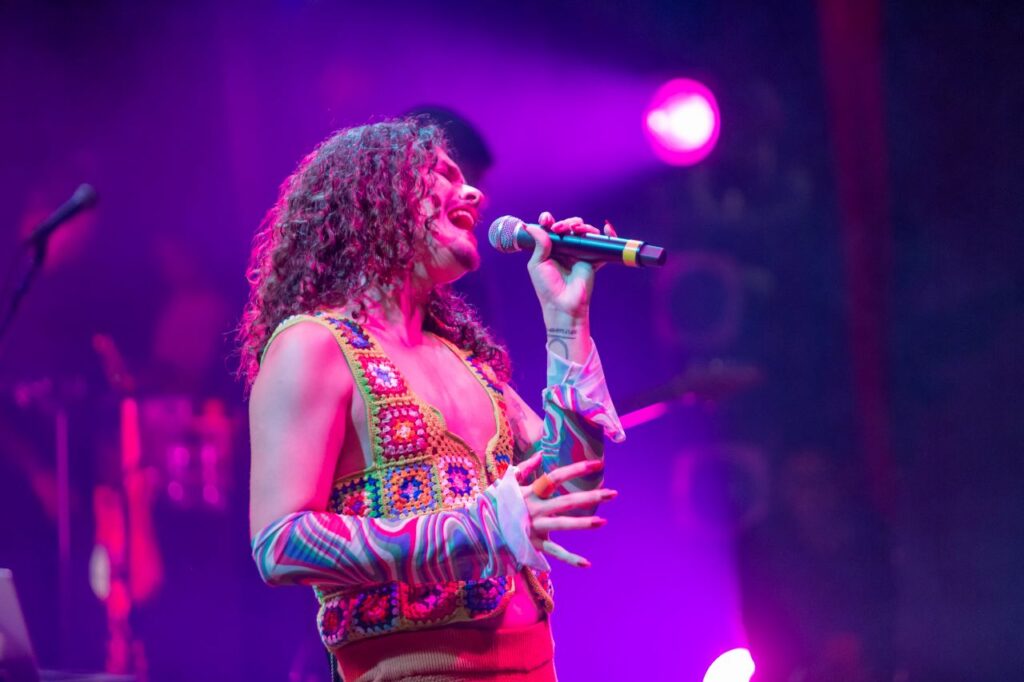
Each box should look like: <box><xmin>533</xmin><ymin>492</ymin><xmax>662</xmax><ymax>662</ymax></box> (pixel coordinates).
<box><xmin>538</xmin><ymin>343</ymin><xmax>626</xmax><ymax>494</ymax></box>
<box><xmin>252</xmin><ymin>469</ymin><xmax>547</xmax><ymax>588</ymax></box>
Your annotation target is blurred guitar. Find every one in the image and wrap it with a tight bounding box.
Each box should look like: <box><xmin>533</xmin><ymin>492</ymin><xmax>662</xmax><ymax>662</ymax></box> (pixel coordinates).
<box><xmin>91</xmin><ymin>334</ymin><xmax>162</xmax><ymax>681</ymax></box>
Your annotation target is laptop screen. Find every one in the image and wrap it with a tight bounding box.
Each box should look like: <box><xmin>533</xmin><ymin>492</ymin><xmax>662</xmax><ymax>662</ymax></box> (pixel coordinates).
<box><xmin>0</xmin><ymin>568</ymin><xmax>40</xmax><ymax>682</ymax></box>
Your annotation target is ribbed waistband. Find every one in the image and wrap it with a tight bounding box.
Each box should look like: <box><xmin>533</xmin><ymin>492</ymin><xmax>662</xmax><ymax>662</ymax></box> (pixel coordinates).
<box><xmin>336</xmin><ymin>619</ymin><xmax>556</xmax><ymax>682</ymax></box>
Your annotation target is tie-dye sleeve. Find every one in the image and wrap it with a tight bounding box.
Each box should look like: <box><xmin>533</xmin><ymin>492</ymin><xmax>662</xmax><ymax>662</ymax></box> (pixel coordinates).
<box><xmin>538</xmin><ymin>343</ymin><xmax>626</xmax><ymax>495</ymax></box>
<box><xmin>251</xmin><ymin>467</ymin><xmax>549</xmax><ymax>588</ymax></box>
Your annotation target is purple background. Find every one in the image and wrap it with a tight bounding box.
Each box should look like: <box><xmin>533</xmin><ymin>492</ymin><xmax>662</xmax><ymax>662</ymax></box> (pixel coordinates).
<box><xmin>2</xmin><ymin>1</ymin><xmax>1022</xmax><ymax>680</ymax></box>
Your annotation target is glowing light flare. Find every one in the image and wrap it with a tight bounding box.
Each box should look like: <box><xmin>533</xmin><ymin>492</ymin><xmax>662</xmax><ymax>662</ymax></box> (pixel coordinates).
<box><xmin>619</xmin><ymin>401</ymin><xmax>670</xmax><ymax>430</ymax></box>
<box><xmin>646</xmin><ymin>97</ymin><xmax>716</xmax><ymax>149</ymax></box>
<box><xmin>644</xmin><ymin>78</ymin><xmax>721</xmax><ymax>166</ymax></box>
<box><xmin>703</xmin><ymin>648</ymin><xmax>755</xmax><ymax>682</ymax></box>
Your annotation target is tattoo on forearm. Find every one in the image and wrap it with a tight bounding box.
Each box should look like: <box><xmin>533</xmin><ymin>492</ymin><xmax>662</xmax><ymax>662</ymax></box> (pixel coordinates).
<box><xmin>546</xmin><ymin>328</ymin><xmax>577</xmax><ymax>358</ymax></box>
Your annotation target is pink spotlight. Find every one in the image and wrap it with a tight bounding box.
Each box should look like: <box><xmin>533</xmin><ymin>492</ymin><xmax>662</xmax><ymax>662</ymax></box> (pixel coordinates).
<box><xmin>703</xmin><ymin>648</ymin><xmax>755</xmax><ymax>682</ymax></box>
<box><xmin>644</xmin><ymin>78</ymin><xmax>721</xmax><ymax>166</ymax></box>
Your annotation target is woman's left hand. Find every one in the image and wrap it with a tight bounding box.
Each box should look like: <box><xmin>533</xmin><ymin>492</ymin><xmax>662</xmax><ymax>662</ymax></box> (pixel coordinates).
<box><xmin>523</xmin><ymin>211</ymin><xmax>617</xmax><ymax>325</ymax></box>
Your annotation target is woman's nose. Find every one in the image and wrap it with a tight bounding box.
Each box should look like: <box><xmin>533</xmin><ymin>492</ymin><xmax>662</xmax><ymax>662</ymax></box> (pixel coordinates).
<box><xmin>462</xmin><ymin>185</ymin><xmax>484</xmax><ymax>207</ymax></box>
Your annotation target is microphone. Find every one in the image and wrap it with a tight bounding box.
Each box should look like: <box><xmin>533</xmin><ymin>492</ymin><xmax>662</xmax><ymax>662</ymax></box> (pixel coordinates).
<box><xmin>23</xmin><ymin>183</ymin><xmax>98</xmax><ymax>246</ymax></box>
<box><xmin>488</xmin><ymin>215</ymin><xmax>666</xmax><ymax>268</ymax></box>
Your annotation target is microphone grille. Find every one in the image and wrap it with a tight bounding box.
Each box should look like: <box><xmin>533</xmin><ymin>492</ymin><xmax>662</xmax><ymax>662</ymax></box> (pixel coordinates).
<box><xmin>488</xmin><ymin>215</ymin><xmax>525</xmax><ymax>253</ymax></box>
<box><xmin>73</xmin><ymin>183</ymin><xmax>98</xmax><ymax>208</ymax></box>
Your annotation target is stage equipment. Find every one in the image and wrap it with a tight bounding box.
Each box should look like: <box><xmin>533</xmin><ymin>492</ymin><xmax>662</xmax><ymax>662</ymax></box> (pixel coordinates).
<box><xmin>644</xmin><ymin>79</ymin><xmax>720</xmax><ymax>166</ymax></box>
<box><xmin>0</xmin><ymin>569</ymin><xmax>38</xmax><ymax>682</ymax></box>
<box><xmin>21</xmin><ymin>184</ymin><xmax>97</xmax><ymax>246</ymax></box>
<box><xmin>489</xmin><ymin>215</ymin><xmax>667</xmax><ymax>267</ymax></box>
<box><xmin>1</xmin><ymin>183</ymin><xmax>98</xmax><ymax>342</ymax></box>
<box><xmin>5</xmin><ymin>185</ymin><xmax>100</xmax><ymax>622</ymax></box>
<box><xmin>617</xmin><ymin>360</ymin><xmax>763</xmax><ymax>429</ymax></box>
<box><xmin>653</xmin><ymin>252</ymin><xmax>745</xmax><ymax>350</ymax></box>
<box><xmin>672</xmin><ymin>444</ymin><xmax>770</xmax><ymax>536</ymax></box>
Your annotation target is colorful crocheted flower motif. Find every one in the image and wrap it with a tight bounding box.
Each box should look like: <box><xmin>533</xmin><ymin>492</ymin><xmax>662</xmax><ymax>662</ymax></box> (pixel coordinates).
<box><xmin>400</xmin><ymin>582</ymin><xmax>459</xmax><ymax>623</ymax></box>
<box><xmin>329</xmin><ymin>476</ymin><xmax>379</xmax><ymax>517</ymax></box>
<box><xmin>351</xmin><ymin>584</ymin><xmax>399</xmax><ymax>635</ymax></box>
<box><xmin>323</xmin><ymin>317</ymin><xmax>372</xmax><ymax>350</ymax></box>
<box><xmin>466</xmin><ymin>354</ymin><xmax>503</xmax><ymax>394</ymax></box>
<box><xmin>317</xmin><ymin>596</ymin><xmax>351</xmax><ymax>647</ymax></box>
<box><xmin>359</xmin><ymin>356</ymin><xmax>406</xmax><ymax>396</ymax></box>
<box><xmin>438</xmin><ymin>455</ymin><xmax>481</xmax><ymax>506</ymax></box>
<box><xmin>378</xmin><ymin>404</ymin><xmax>428</xmax><ymax>459</ymax></box>
<box><xmin>465</xmin><ymin>576</ymin><xmax>510</xmax><ymax>615</ymax></box>
<box><xmin>383</xmin><ymin>463</ymin><xmax>437</xmax><ymax>516</ymax></box>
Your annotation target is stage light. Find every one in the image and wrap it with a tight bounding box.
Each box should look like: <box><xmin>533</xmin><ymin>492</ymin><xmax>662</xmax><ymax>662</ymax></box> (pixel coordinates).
<box><xmin>703</xmin><ymin>647</ymin><xmax>755</xmax><ymax>682</ymax></box>
<box><xmin>644</xmin><ymin>78</ymin><xmax>720</xmax><ymax>166</ymax></box>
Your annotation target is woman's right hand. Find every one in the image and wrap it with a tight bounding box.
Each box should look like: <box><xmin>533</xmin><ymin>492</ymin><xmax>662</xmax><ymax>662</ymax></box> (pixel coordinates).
<box><xmin>514</xmin><ymin>455</ymin><xmax>616</xmax><ymax>568</ymax></box>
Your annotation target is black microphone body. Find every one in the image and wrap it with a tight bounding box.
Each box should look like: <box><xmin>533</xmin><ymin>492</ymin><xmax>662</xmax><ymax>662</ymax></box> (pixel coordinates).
<box><xmin>2</xmin><ymin>183</ymin><xmax>98</xmax><ymax>342</ymax></box>
<box><xmin>488</xmin><ymin>215</ymin><xmax>666</xmax><ymax>267</ymax></box>
<box><xmin>23</xmin><ymin>183</ymin><xmax>98</xmax><ymax>246</ymax></box>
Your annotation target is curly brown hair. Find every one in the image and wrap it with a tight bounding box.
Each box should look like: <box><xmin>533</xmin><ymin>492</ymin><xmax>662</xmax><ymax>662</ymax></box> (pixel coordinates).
<box><xmin>238</xmin><ymin>118</ymin><xmax>509</xmax><ymax>390</ymax></box>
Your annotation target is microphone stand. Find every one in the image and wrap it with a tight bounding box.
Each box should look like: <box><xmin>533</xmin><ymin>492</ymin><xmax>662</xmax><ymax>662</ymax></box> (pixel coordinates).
<box><xmin>3</xmin><ymin>237</ymin><xmax>75</xmax><ymax>667</ymax></box>
<box><xmin>0</xmin><ymin>234</ymin><xmax>49</xmax><ymax>345</ymax></box>
<box><xmin>1</xmin><ymin>185</ymin><xmax>97</xmax><ymax>669</ymax></box>
<box><xmin>1</xmin><ymin>182</ymin><xmax>97</xmax><ymax>345</ymax></box>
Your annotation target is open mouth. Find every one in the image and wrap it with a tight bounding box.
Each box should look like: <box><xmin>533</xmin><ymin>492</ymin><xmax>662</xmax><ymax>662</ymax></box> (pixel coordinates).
<box><xmin>447</xmin><ymin>207</ymin><xmax>477</xmax><ymax>231</ymax></box>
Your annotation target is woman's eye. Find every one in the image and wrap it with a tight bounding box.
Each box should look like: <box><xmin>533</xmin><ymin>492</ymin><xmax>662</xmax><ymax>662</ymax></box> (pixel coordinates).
<box><xmin>436</xmin><ymin>164</ymin><xmax>459</xmax><ymax>182</ymax></box>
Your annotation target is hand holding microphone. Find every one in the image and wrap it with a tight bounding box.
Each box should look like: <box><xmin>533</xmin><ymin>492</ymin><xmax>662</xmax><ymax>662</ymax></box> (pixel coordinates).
<box><xmin>489</xmin><ymin>211</ymin><xmax>663</xmax><ymax>363</ymax></box>
<box><xmin>488</xmin><ymin>213</ymin><xmax>667</xmax><ymax>268</ymax></box>
<box><xmin>511</xmin><ymin>212</ymin><xmax>608</xmax><ymax>328</ymax></box>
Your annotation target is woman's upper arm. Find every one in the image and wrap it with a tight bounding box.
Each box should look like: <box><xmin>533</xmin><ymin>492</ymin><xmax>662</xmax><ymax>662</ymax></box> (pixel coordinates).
<box><xmin>248</xmin><ymin>322</ymin><xmax>353</xmax><ymax>539</ymax></box>
<box><xmin>502</xmin><ymin>383</ymin><xmax>544</xmax><ymax>460</ymax></box>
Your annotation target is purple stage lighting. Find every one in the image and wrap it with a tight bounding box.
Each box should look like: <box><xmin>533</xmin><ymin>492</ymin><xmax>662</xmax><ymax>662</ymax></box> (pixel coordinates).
<box><xmin>703</xmin><ymin>648</ymin><xmax>755</xmax><ymax>682</ymax></box>
<box><xmin>644</xmin><ymin>78</ymin><xmax>720</xmax><ymax>166</ymax></box>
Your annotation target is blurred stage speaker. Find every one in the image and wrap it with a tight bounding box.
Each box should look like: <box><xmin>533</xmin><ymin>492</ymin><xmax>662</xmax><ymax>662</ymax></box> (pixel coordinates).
<box><xmin>670</xmin><ymin>443</ymin><xmax>769</xmax><ymax>536</ymax></box>
<box><xmin>654</xmin><ymin>251</ymin><xmax>744</xmax><ymax>350</ymax></box>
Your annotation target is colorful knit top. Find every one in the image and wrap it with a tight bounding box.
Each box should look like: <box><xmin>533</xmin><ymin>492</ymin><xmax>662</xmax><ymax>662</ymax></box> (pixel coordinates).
<box><xmin>252</xmin><ymin>312</ymin><xmax>625</xmax><ymax>653</ymax></box>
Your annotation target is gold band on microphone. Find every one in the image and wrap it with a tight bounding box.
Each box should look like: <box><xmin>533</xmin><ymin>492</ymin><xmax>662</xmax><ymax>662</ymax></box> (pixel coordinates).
<box><xmin>531</xmin><ymin>473</ymin><xmax>557</xmax><ymax>499</ymax></box>
<box><xmin>622</xmin><ymin>240</ymin><xmax>642</xmax><ymax>267</ymax></box>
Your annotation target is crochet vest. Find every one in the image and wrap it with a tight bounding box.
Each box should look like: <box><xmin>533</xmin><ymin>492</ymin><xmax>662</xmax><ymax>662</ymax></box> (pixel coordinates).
<box><xmin>271</xmin><ymin>313</ymin><xmax>554</xmax><ymax>652</ymax></box>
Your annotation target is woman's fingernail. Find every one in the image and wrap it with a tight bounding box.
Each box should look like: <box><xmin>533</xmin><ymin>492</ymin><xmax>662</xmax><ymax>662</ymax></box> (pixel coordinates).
<box><xmin>592</xmin><ymin>518</ymin><xmax>607</xmax><ymax>528</ymax></box>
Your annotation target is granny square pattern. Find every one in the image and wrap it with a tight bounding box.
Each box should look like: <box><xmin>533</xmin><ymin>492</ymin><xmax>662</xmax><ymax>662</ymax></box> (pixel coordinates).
<box><xmin>298</xmin><ymin>314</ymin><xmax>554</xmax><ymax>651</ymax></box>
<box><xmin>359</xmin><ymin>356</ymin><xmax>406</xmax><ymax>396</ymax></box>
<box><xmin>400</xmin><ymin>582</ymin><xmax>460</xmax><ymax>624</ymax></box>
<box><xmin>317</xmin><ymin>594</ymin><xmax>352</xmax><ymax>648</ymax></box>
<box><xmin>378</xmin><ymin>403</ymin><xmax>429</xmax><ymax>459</ymax></box>
<box><xmin>465</xmin><ymin>576</ymin><xmax>511</xmax><ymax>615</ymax></box>
<box><xmin>438</xmin><ymin>454</ymin><xmax>482</xmax><ymax>506</ymax></box>
<box><xmin>328</xmin><ymin>475</ymin><xmax>380</xmax><ymax>517</ymax></box>
<box><xmin>382</xmin><ymin>462</ymin><xmax>438</xmax><ymax>517</ymax></box>
<box><xmin>351</xmin><ymin>584</ymin><xmax>400</xmax><ymax>636</ymax></box>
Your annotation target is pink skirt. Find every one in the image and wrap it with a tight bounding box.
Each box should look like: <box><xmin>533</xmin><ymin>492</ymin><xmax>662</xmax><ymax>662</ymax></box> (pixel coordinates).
<box><xmin>335</xmin><ymin>619</ymin><xmax>557</xmax><ymax>682</ymax></box>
